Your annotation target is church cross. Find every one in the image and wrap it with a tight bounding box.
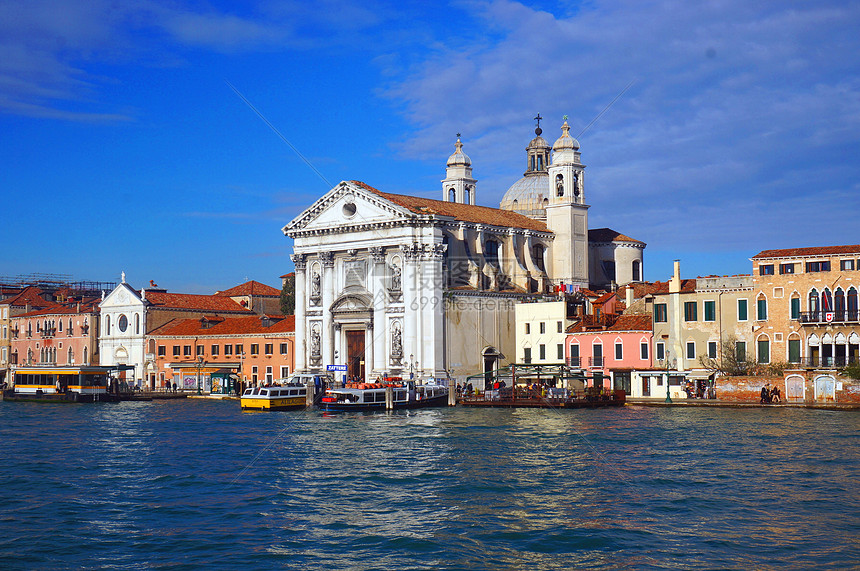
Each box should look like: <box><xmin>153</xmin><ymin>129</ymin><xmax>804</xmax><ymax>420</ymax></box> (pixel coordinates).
<box><xmin>534</xmin><ymin>114</ymin><xmax>542</xmax><ymax>128</ymax></box>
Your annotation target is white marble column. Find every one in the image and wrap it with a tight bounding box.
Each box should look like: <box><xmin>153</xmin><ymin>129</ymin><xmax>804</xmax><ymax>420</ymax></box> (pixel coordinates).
<box><xmin>421</xmin><ymin>243</ymin><xmax>447</xmax><ymax>379</ymax></box>
<box><xmin>370</xmin><ymin>246</ymin><xmax>386</xmax><ymax>375</ymax></box>
<box><xmin>291</xmin><ymin>253</ymin><xmax>307</xmax><ymax>372</ymax></box>
<box><xmin>320</xmin><ymin>251</ymin><xmax>335</xmax><ymax>369</ymax></box>
<box><xmin>401</xmin><ymin>243</ymin><xmax>419</xmax><ymax>374</ymax></box>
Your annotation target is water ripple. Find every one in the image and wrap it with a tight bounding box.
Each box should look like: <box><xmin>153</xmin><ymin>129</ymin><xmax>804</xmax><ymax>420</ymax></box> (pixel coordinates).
<box><xmin>0</xmin><ymin>401</ymin><xmax>858</xmax><ymax>569</ymax></box>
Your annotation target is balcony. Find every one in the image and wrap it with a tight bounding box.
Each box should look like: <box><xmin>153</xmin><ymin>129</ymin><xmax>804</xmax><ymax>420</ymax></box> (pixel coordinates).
<box><xmin>798</xmin><ymin>310</ymin><xmax>860</xmax><ymax>325</ymax></box>
<box><xmin>790</xmin><ymin>355</ymin><xmax>859</xmax><ymax>368</ymax></box>
<box><xmin>589</xmin><ymin>356</ymin><xmax>604</xmax><ymax>368</ymax></box>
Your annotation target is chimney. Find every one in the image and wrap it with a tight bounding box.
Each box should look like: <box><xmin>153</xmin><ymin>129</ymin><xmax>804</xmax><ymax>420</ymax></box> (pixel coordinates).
<box><xmin>626</xmin><ymin>285</ymin><xmax>634</xmax><ymax>308</ymax></box>
<box><xmin>670</xmin><ymin>260</ymin><xmax>681</xmax><ymax>294</ymax></box>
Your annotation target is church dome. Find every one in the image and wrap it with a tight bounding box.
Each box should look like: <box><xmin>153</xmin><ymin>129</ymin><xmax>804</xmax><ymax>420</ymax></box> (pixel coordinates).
<box><xmin>499</xmin><ymin>172</ymin><xmax>549</xmax><ymax>219</ymax></box>
<box><xmin>446</xmin><ymin>137</ymin><xmax>471</xmax><ymax>167</ymax></box>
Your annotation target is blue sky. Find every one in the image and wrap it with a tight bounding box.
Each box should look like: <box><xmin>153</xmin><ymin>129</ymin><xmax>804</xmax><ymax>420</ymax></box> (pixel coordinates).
<box><xmin>3</xmin><ymin>0</ymin><xmax>859</xmax><ymax>294</ymax></box>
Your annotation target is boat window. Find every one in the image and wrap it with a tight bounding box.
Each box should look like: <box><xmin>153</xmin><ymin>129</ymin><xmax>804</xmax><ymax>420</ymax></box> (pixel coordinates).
<box><xmin>260</xmin><ymin>389</ymin><xmax>269</xmax><ymax>396</ymax></box>
<box><xmin>395</xmin><ymin>391</ymin><xmax>406</xmax><ymax>401</ymax></box>
<box><xmin>289</xmin><ymin>389</ymin><xmax>298</xmax><ymax>396</ymax></box>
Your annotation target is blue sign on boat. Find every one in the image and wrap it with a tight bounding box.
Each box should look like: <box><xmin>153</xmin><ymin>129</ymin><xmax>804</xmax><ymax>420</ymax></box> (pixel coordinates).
<box><xmin>326</xmin><ymin>365</ymin><xmax>348</xmax><ymax>371</ymax></box>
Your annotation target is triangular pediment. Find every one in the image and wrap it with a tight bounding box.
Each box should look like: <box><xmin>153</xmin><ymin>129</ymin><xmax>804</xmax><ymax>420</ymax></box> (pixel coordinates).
<box><xmin>100</xmin><ymin>283</ymin><xmax>142</xmax><ymax>310</ymax></box>
<box><xmin>283</xmin><ymin>181</ymin><xmax>415</xmax><ymax>236</ymax></box>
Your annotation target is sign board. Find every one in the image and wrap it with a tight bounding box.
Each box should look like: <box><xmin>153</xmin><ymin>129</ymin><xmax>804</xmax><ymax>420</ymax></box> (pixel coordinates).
<box><xmin>327</xmin><ymin>364</ymin><xmax>348</xmax><ymax>371</ymax></box>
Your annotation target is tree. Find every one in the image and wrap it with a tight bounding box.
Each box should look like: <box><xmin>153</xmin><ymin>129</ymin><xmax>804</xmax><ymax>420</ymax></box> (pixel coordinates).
<box><xmin>699</xmin><ymin>335</ymin><xmax>754</xmax><ymax>376</ymax></box>
<box><xmin>280</xmin><ymin>273</ymin><xmax>295</xmax><ymax>315</ymax></box>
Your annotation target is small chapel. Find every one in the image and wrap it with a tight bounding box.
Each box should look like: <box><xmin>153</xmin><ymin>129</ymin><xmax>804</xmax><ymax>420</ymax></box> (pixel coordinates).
<box><xmin>284</xmin><ymin>118</ymin><xmax>645</xmax><ymax>382</ymax></box>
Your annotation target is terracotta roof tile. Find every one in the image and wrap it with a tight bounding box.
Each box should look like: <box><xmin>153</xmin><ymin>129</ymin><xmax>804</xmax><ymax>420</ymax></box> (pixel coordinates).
<box><xmin>567</xmin><ymin>313</ymin><xmax>652</xmax><ymax>333</ymax></box>
<box><xmin>588</xmin><ymin>227</ymin><xmax>645</xmax><ymax>245</ymax></box>
<box><xmin>215</xmin><ymin>280</ymin><xmax>280</xmax><ymax>297</ymax></box>
<box><xmin>144</xmin><ymin>291</ymin><xmax>252</xmax><ymax>313</ymax></box>
<box><xmin>752</xmin><ymin>245</ymin><xmax>860</xmax><ymax>259</ymax></box>
<box><xmin>1</xmin><ymin>287</ymin><xmax>57</xmax><ymax>310</ymax></box>
<box><xmin>149</xmin><ymin>315</ymin><xmax>295</xmax><ymax>336</ymax></box>
<box><xmin>353</xmin><ymin>181</ymin><xmax>550</xmax><ymax>233</ymax></box>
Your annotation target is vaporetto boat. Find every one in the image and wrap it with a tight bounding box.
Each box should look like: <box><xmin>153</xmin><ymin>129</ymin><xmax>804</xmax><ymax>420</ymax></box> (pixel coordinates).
<box><xmin>240</xmin><ymin>373</ymin><xmax>331</xmax><ymax>411</ymax></box>
<box><xmin>319</xmin><ymin>380</ymin><xmax>449</xmax><ymax>412</ymax></box>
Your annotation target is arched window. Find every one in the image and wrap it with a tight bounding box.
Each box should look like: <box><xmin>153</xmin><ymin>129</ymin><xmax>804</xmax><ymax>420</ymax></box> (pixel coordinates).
<box><xmin>83</xmin><ymin>346</ymin><xmax>88</xmax><ymax>364</ymax></box>
<box><xmin>485</xmin><ymin>239</ymin><xmax>500</xmax><ymax>267</ymax></box>
<box><xmin>68</xmin><ymin>346</ymin><xmax>74</xmax><ymax>365</ymax></box>
<box><xmin>134</xmin><ymin>313</ymin><xmax>140</xmax><ymax>335</ymax></box>
<box><xmin>532</xmin><ymin>244</ymin><xmax>546</xmax><ymax>272</ymax></box>
<box><xmin>809</xmin><ymin>289</ymin><xmax>819</xmax><ymax>317</ymax></box>
<box><xmin>756</xmin><ymin>294</ymin><xmax>768</xmax><ymax>321</ymax></box>
<box><xmin>464</xmin><ymin>186</ymin><xmax>471</xmax><ymax>204</ymax></box>
<box><xmin>632</xmin><ymin>260</ymin><xmax>641</xmax><ymax>282</ymax></box>
<box><xmin>449</xmin><ymin>187</ymin><xmax>456</xmax><ymax>202</ymax></box>
<box><xmin>835</xmin><ymin>288</ymin><xmax>845</xmax><ymax>319</ymax></box>
<box><xmin>105</xmin><ymin>315</ymin><xmax>111</xmax><ymax>336</ymax></box>
<box><xmin>556</xmin><ymin>174</ymin><xmax>564</xmax><ymax>197</ymax></box>
<box><xmin>848</xmin><ymin>287</ymin><xmax>858</xmax><ymax>320</ymax></box>
<box><xmin>822</xmin><ymin>288</ymin><xmax>833</xmax><ymax>313</ymax></box>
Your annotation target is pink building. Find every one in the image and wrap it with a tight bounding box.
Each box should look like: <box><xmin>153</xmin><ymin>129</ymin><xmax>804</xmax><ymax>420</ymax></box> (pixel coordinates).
<box><xmin>10</xmin><ymin>299</ymin><xmax>100</xmax><ymax>369</ymax></box>
<box><xmin>566</xmin><ymin>313</ymin><xmax>653</xmax><ymax>393</ymax></box>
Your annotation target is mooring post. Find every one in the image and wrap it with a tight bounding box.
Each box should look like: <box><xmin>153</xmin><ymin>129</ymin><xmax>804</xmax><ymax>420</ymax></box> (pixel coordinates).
<box><xmin>306</xmin><ymin>380</ymin><xmax>315</xmax><ymax>407</ymax></box>
<box><xmin>385</xmin><ymin>385</ymin><xmax>394</xmax><ymax>410</ymax></box>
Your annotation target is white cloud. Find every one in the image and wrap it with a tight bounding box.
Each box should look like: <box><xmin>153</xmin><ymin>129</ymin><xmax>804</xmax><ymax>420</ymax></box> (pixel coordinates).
<box><xmin>381</xmin><ymin>0</ymin><xmax>860</xmax><ymax>255</ymax></box>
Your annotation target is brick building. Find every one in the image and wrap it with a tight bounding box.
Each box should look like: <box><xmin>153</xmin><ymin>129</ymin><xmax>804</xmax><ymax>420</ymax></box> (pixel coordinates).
<box><xmin>751</xmin><ymin>245</ymin><xmax>860</xmax><ymax>367</ymax></box>
<box><xmin>147</xmin><ymin>314</ymin><xmax>295</xmax><ymax>392</ymax></box>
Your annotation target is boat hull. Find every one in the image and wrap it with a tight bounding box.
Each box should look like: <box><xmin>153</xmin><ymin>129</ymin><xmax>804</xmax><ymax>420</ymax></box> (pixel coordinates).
<box><xmin>240</xmin><ymin>396</ymin><xmax>307</xmax><ymax>411</ymax></box>
<box><xmin>320</xmin><ymin>393</ymin><xmax>449</xmax><ymax>412</ymax></box>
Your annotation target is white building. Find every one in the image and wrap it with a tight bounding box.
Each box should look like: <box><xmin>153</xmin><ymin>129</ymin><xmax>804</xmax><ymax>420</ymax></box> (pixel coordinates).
<box><xmin>99</xmin><ymin>274</ymin><xmax>252</xmax><ymax>388</ymax></box>
<box><xmin>284</xmin><ymin>120</ymin><xmax>645</xmax><ymax>383</ymax></box>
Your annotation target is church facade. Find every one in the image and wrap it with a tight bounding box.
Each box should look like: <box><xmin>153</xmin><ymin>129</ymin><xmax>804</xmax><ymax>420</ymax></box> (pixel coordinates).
<box><xmin>284</xmin><ymin>120</ymin><xmax>645</xmax><ymax>384</ymax></box>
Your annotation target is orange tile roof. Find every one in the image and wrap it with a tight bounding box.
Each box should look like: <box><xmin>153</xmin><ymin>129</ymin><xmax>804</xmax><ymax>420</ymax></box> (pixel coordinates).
<box><xmin>568</xmin><ymin>313</ymin><xmax>652</xmax><ymax>333</ymax></box>
<box><xmin>149</xmin><ymin>315</ymin><xmax>295</xmax><ymax>336</ymax></box>
<box><xmin>353</xmin><ymin>181</ymin><xmax>550</xmax><ymax>233</ymax></box>
<box><xmin>752</xmin><ymin>245</ymin><xmax>860</xmax><ymax>259</ymax></box>
<box><xmin>1</xmin><ymin>286</ymin><xmax>58</xmax><ymax>310</ymax></box>
<box><xmin>588</xmin><ymin>228</ymin><xmax>646</xmax><ymax>245</ymax></box>
<box><xmin>645</xmin><ymin>279</ymin><xmax>698</xmax><ymax>295</ymax></box>
<box><xmin>17</xmin><ymin>299</ymin><xmax>100</xmax><ymax>318</ymax></box>
<box><xmin>144</xmin><ymin>291</ymin><xmax>252</xmax><ymax>313</ymax></box>
<box><xmin>215</xmin><ymin>280</ymin><xmax>281</xmax><ymax>297</ymax></box>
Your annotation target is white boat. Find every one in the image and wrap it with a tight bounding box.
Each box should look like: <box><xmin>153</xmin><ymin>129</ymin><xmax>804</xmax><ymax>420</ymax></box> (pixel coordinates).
<box><xmin>319</xmin><ymin>380</ymin><xmax>449</xmax><ymax>412</ymax></box>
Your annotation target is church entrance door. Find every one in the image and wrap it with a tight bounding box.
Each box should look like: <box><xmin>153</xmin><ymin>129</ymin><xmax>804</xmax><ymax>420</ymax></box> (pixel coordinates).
<box><xmin>346</xmin><ymin>330</ymin><xmax>366</xmax><ymax>381</ymax></box>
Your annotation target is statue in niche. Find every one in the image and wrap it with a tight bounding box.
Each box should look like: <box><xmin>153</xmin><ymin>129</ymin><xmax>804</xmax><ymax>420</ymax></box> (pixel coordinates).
<box><xmin>311</xmin><ymin>326</ymin><xmax>321</xmax><ymax>357</ymax></box>
<box><xmin>391</xmin><ymin>263</ymin><xmax>401</xmax><ymax>291</ymax></box>
<box><xmin>556</xmin><ymin>174</ymin><xmax>564</xmax><ymax>197</ymax></box>
<box><xmin>391</xmin><ymin>323</ymin><xmax>403</xmax><ymax>362</ymax></box>
<box><xmin>312</xmin><ymin>270</ymin><xmax>321</xmax><ymax>296</ymax></box>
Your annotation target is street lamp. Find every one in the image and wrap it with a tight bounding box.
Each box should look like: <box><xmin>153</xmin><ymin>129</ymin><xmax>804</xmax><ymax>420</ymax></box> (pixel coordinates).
<box><xmin>196</xmin><ymin>356</ymin><xmax>206</xmax><ymax>395</ymax></box>
<box><xmin>659</xmin><ymin>350</ymin><xmax>673</xmax><ymax>404</ymax></box>
<box><xmin>409</xmin><ymin>353</ymin><xmax>418</xmax><ymax>381</ymax></box>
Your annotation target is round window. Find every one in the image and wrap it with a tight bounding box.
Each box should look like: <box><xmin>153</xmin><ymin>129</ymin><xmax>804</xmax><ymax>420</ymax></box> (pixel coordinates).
<box><xmin>342</xmin><ymin>202</ymin><xmax>357</xmax><ymax>217</ymax></box>
<box><xmin>118</xmin><ymin>315</ymin><xmax>128</xmax><ymax>333</ymax></box>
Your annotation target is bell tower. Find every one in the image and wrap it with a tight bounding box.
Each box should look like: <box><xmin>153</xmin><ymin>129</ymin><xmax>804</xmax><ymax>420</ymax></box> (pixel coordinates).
<box><xmin>441</xmin><ymin>135</ymin><xmax>476</xmax><ymax>205</ymax></box>
<box><xmin>545</xmin><ymin>118</ymin><xmax>589</xmax><ymax>288</ymax></box>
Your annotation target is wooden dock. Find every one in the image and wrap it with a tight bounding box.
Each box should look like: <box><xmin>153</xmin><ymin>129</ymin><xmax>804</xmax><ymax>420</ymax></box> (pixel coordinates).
<box><xmin>460</xmin><ymin>389</ymin><xmax>626</xmax><ymax>409</ymax></box>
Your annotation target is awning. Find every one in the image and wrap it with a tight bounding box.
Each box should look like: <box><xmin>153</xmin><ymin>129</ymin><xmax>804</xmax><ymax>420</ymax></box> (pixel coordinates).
<box><xmin>685</xmin><ymin>370</ymin><xmax>714</xmax><ymax>380</ymax></box>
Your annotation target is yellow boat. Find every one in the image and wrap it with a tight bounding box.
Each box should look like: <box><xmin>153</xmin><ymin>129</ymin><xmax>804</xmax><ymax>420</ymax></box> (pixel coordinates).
<box><xmin>240</xmin><ymin>384</ymin><xmax>309</xmax><ymax>411</ymax></box>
